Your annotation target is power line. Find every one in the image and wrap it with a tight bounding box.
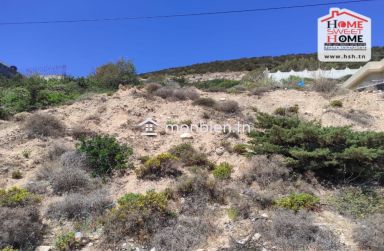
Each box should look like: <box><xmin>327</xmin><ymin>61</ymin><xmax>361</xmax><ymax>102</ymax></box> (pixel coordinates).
<box><xmin>0</xmin><ymin>0</ymin><xmax>379</xmax><ymax>26</ymax></box>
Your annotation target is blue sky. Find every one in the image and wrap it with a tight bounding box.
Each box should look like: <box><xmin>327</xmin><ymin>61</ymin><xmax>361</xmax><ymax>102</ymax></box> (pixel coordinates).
<box><xmin>1</xmin><ymin>0</ymin><xmax>383</xmax><ymax>76</ymax></box>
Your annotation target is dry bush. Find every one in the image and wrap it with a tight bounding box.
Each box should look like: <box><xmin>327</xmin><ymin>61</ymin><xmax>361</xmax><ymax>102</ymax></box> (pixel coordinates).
<box><xmin>154</xmin><ymin>87</ymin><xmax>174</xmax><ymax>99</ymax></box>
<box><xmin>241</xmin><ymin>155</ymin><xmax>290</xmax><ymax>188</ymax></box>
<box><xmin>215</xmin><ymin>100</ymin><xmax>240</xmax><ymax>113</ymax></box>
<box><xmin>59</xmin><ymin>150</ymin><xmax>88</xmax><ymax>170</ymax></box>
<box><xmin>250</xmin><ymin>85</ymin><xmax>279</xmax><ymax>96</ymax></box>
<box><xmin>49</xmin><ymin>165</ymin><xmax>95</xmax><ymax>195</ymax></box>
<box><xmin>255</xmin><ymin>209</ymin><xmax>341</xmax><ymax>251</ymax></box>
<box><xmin>47</xmin><ymin>190</ymin><xmax>111</xmax><ymax>219</ymax></box>
<box><xmin>172</xmin><ymin>172</ymin><xmax>226</xmax><ymax>216</ymax></box>
<box><xmin>145</xmin><ymin>83</ymin><xmax>162</xmax><ymax>93</ymax></box>
<box><xmin>192</xmin><ymin>97</ymin><xmax>217</xmax><ymax>107</ymax></box>
<box><xmin>151</xmin><ymin>216</ymin><xmax>214</xmax><ymax>251</ymax></box>
<box><xmin>24</xmin><ymin>113</ymin><xmax>66</xmax><ymax>138</ymax></box>
<box><xmin>47</xmin><ymin>142</ymin><xmax>71</xmax><ymax>161</ymax></box>
<box><xmin>0</xmin><ymin>206</ymin><xmax>44</xmax><ymax>250</ymax></box>
<box><xmin>311</xmin><ymin>78</ymin><xmax>338</xmax><ymax>93</ymax></box>
<box><xmin>353</xmin><ymin>214</ymin><xmax>384</xmax><ymax>251</ymax></box>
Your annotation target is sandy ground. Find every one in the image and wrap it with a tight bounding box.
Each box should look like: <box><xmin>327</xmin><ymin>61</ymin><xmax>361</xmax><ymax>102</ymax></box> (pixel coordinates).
<box><xmin>1</xmin><ymin>87</ymin><xmax>383</xmax><ymax>250</ymax></box>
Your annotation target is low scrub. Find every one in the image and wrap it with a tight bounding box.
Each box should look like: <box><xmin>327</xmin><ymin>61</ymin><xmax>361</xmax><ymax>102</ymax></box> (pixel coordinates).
<box><xmin>154</xmin><ymin>86</ymin><xmax>199</xmax><ymax>101</ymax></box>
<box><xmin>232</xmin><ymin>143</ymin><xmax>248</xmax><ymax>155</ymax></box>
<box><xmin>255</xmin><ymin>209</ymin><xmax>341</xmax><ymax>250</ymax></box>
<box><xmin>275</xmin><ymin>192</ymin><xmax>320</xmax><ymax>212</ymax></box>
<box><xmin>77</xmin><ymin>135</ymin><xmax>133</xmax><ymax>176</ymax></box>
<box><xmin>330</xmin><ymin>99</ymin><xmax>343</xmax><ymax>108</ymax></box>
<box><xmin>328</xmin><ymin>187</ymin><xmax>384</xmax><ymax>219</ymax></box>
<box><xmin>214</xmin><ymin>100</ymin><xmax>240</xmax><ymax>113</ymax></box>
<box><xmin>212</xmin><ymin>162</ymin><xmax>233</xmax><ymax>180</ymax></box>
<box><xmin>54</xmin><ymin>231</ymin><xmax>77</xmax><ymax>251</ymax></box>
<box><xmin>192</xmin><ymin>97</ymin><xmax>216</xmax><ymax>107</ymax></box>
<box><xmin>103</xmin><ymin>190</ymin><xmax>173</xmax><ymax>243</ymax></box>
<box><xmin>168</xmin><ymin>143</ymin><xmax>212</xmax><ymax>168</ymax></box>
<box><xmin>249</xmin><ymin>112</ymin><xmax>384</xmax><ymax>183</ymax></box>
<box><xmin>24</xmin><ymin>113</ymin><xmax>66</xmax><ymax>138</ymax></box>
<box><xmin>353</xmin><ymin>214</ymin><xmax>384</xmax><ymax>251</ymax></box>
<box><xmin>311</xmin><ymin>78</ymin><xmax>338</xmax><ymax>93</ymax></box>
<box><xmin>47</xmin><ymin>190</ymin><xmax>111</xmax><ymax>219</ymax></box>
<box><xmin>241</xmin><ymin>155</ymin><xmax>290</xmax><ymax>188</ymax></box>
<box><xmin>151</xmin><ymin>216</ymin><xmax>214</xmax><ymax>251</ymax></box>
<box><xmin>273</xmin><ymin>104</ymin><xmax>299</xmax><ymax>116</ymax></box>
<box><xmin>0</xmin><ymin>206</ymin><xmax>44</xmax><ymax>250</ymax></box>
<box><xmin>136</xmin><ymin>153</ymin><xmax>181</xmax><ymax>180</ymax></box>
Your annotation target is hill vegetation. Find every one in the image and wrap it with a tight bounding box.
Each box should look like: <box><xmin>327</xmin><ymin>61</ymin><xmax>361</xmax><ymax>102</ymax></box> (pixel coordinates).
<box><xmin>142</xmin><ymin>46</ymin><xmax>384</xmax><ymax>77</ymax></box>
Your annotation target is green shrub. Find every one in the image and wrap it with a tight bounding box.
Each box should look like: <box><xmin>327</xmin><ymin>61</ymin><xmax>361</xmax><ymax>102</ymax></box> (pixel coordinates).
<box><xmin>192</xmin><ymin>97</ymin><xmax>216</xmax><ymax>107</ymax></box>
<box><xmin>195</xmin><ymin>79</ymin><xmax>240</xmax><ymax>92</ymax></box>
<box><xmin>135</xmin><ymin>153</ymin><xmax>181</xmax><ymax>179</ymax></box>
<box><xmin>1</xmin><ymin>247</ymin><xmax>18</xmax><ymax>251</ymax></box>
<box><xmin>168</xmin><ymin>143</ymin><xmax>212</xmax><ymax>167</ymax></box>
<box><xmin>330</xmin><ymin>99</ymin><xmax>343</xmax><ymax>107</ymax></box>
<box><xmin>275</xmin><ymin>193</ymin><xmax>320</xmax><ymax>212</ymax></box>
<box><xmin>1</xmin><ymin>87</ymin><xmax>31</xmax><ymax>113</ymax></box>
<box><xmin>212</xmin><ymin>162</ymin><xmax>233</xmax><ymax>180</ymax></box>
<box><xmin>249</xmin><ymin>113</ymin><xmax>384</xmax><ymax>182</ymax></box>
<box><xmin>226</xmin><ymin>207</ymin><xmax>239</xmax><ymax>220</ymax></box>
<box><xmin>328</xmin><ymin>187</ymin><xmax>384</xmax><ymax>219</ymax></box>
<box><xmin>103</xmin><ymin>190</ymin><xmax>173</xmax><ymax>243</ymax></box>
<box><xmin>11</xmin><ymin>170</ymin><xmax>22</xmax><ymax>179</ymax></box>
<box><xmin>54</xmin><ymin>232</ymin><xmax>76</xmax><ymax>251</ymax></box>
<box><xmin>0</xmin><ymin>187</ymin><xmax>40</xmax><ymax>207</ymax></box>
<box><xmin>92</xmin><ymin>59</ymin><xmax>140</xmax><ymax>89</ymax></box>
<box><xmin>77</xmin><ymin>135</ymin><xmax>133</xmax><ymax>176</ymax></box>
<box><xmin>232</xmin><ymin>144</ymin><xmax>247</xmax><ymax>154</ymax></box>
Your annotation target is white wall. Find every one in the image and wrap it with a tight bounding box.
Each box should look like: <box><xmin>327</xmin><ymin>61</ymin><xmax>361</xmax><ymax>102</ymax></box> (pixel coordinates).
<box><xmin>267</xmin><ymin>67</ymin><xmax>361</xmax><ymax>82</ymax></box>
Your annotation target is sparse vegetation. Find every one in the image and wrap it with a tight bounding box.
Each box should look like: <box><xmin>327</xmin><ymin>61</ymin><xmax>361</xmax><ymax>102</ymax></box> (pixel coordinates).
<box><xmin>77</xmin><ymin>134</ymin><xmax>133</xmax><ymax>176</ymax></box>
<box><xmin>47</xmin><ymin>190</ymin><xmax>111</xmax><ymax>219</ymax></box>
<box><xmin>353</xmin><ymin>214</ymin><xmax>384</xmax><ymax>251</ymax></box>
<box><xmin>275</xmin><ymin>192</ymin><xmax>320</xmax><ymax>212</ymax></box>
<box><xmin>273</xmin><ymin>104</ymin><xmax>299</xmax><ymax>116</ymax></box>
<box><xmin>54</xmin><ymin>231</ymin><xmax>76</xmax><ymax>251</ymax></box>
<box><xmin>24</xmin><ymin>113</ymin><xmax>66</xmax><ymax>138</ymax></box>
<box><xmin>194</xmin><ymin>79</ymin><xmax>241</xmax><ymax>92</ymax></box>
<box><xmin>212</xmin><ymin>162</ymin><xmax>233</xmax><ymax>180</ymax></box>
<box><xmin>328</xmin><ymin>187</ymin><xmax>384</xmax><ymax>219</ymax></box>
<box><xmin>254</xmin><ymin>209</ymin><xmax>341</xmax><ymax>251</ymax></box>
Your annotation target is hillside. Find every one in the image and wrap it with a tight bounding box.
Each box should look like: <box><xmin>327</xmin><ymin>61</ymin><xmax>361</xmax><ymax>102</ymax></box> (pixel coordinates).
<box><xmin>0</xmin><ymin>62</ymin><xmax>17</xmax><ymax>78</ymax></box>
<box><xmin>142</xmin><ymin>46</ymin><xmax>384</xmax><ymax>77</ymax></box>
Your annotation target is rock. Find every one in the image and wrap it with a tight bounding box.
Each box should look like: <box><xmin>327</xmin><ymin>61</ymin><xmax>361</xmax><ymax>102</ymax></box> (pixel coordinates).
<box><xmin>252</xmin><ymin>233</ymin><xmax>261</xmax><ymax>241</ymax></box>
<box><xmin>35</xmin><ymin>246</ymin><xmax>53</xmax><ymax>251</ymax></box>
<box><xmin>219</xmin><ymin>97</ymin><xmax>227</xmax><ymax>101</ymax></box>
<box><xmin>180</xmin><ymin>132</ymin><xmax>193</xmax><ymax>139</ymax></box>
<box><xmin>261</xmin><ymin>213</ymin><xmax>269</xmax><ymax>219</ymax></box>
<box><xmin>215</xmin><ymin>147</ymin><xmax>225</xmax><ymax>156</ymax></box>
<box><xmin>75</xmin><ymin>232</ymin><xmax>83</xmax><ymax>241</ymax></box>
<box><xmin>150</xmin><ymin>248</ymin><xmax>156</xmax><ymax>251</ymax></box>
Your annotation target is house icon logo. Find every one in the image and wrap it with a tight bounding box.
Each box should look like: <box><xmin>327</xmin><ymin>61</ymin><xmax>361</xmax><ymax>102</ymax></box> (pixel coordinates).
<box><xmin>318</xmin><ymin>8</ymin><xmax>371</xmax><ymax>62</ymax></box>
<box><xmin>138</xmin><ymin>118</ymin><xmax>158</xmax><ymax>136</ymax></box>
